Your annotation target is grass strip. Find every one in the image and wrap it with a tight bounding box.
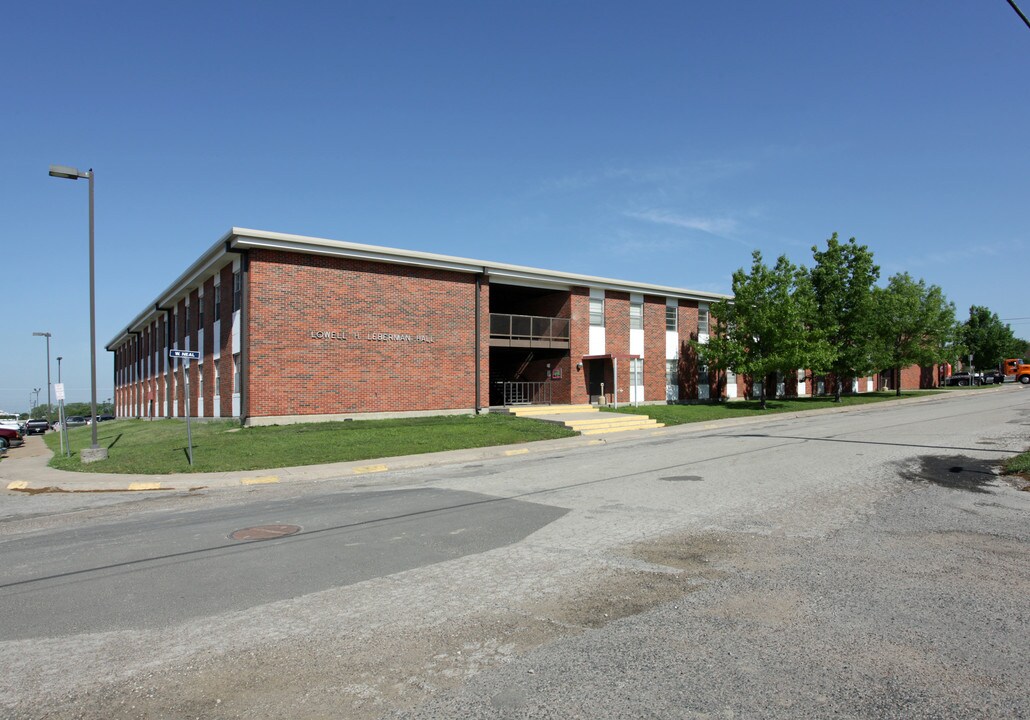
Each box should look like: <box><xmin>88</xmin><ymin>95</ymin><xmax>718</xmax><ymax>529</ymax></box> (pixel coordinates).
<box><xmin>1003</xmin><ymin>449</ymin><xmax>1030</xmax><ymax>479</ymax></box>
<box><xmin>43</xmin><ymin>414</ymin><xmax>576</xmax><ymax>475</ymax></box>
<box><xmin>604</xmin><ymin>390</ymin><xmax>941</xmax><ymax>426</ymax></box>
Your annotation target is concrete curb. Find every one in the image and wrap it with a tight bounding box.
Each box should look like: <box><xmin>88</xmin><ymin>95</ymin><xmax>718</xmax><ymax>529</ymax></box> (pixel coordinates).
<box><xmin>1</xmin><ymin>388</ymin><xmax>1012</xmax><ymax>494</ymax></box>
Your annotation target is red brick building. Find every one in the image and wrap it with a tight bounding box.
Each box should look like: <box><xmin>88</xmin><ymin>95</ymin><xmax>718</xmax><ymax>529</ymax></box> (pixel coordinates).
<box><xmin>107</xmin><ymin>228</ymin><xmax>911</xmax><ymax>424</ymax></box>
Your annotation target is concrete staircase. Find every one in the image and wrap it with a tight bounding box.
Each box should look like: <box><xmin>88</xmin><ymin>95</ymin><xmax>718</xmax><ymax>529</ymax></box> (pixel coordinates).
<box><xmin>504</xmin><ymin>404</ymin><xmax>664</xmax><ymax>435</ymax></box>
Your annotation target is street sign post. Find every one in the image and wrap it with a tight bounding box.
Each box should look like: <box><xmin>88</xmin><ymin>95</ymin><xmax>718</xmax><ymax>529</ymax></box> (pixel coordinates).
<box><xmin>168</xmin><ymin>349</ymin><xmax>200</xmax><ymax>465</ymax></box>
<box><xmin>55</xmin><ymin>382</ymin><xmax>68</xmax><ymax>457</ymax></box>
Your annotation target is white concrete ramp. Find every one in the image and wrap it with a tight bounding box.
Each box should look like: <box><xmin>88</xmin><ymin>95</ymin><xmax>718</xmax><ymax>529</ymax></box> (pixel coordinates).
<box><xmin>503</xmin><ymin>404</ymin><xmax>664</xmax><ymax>435</ymax></box>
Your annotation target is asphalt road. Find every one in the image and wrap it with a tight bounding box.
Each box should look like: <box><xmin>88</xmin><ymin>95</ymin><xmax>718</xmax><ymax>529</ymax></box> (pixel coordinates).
<box><xmin>0</xmin><ymin>388</ymin><xmax>1027</xmax><ymax>719</ymax></box>
<box><xmin>0</xmin><ymin>488</ymin><xmax>567</xmax><ymax>640</ymax></box>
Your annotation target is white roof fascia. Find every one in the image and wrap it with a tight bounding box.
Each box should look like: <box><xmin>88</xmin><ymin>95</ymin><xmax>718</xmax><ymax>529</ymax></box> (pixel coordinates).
<box><xmin>230</xmin><ymin>234</ymin><xmax>483</xmax><ymax>275</ymax></box>
<box><xmin>230</xmin><ymin>228</ymin><xmax>729</xmax><ymax>302</ymax></box>
<box><xmin>108</xmin><ymin>226</ymin><xmax>730</xmax><ymax>350</ymax></box>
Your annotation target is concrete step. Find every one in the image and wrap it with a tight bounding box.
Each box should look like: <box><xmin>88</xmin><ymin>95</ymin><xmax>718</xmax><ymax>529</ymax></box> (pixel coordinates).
<box><xmin>504</xmin><ymin>404</ymin><xmax>597</xmax><ymax>416</ymax></box>
<box><xmin>571</xmin><ymin>417</ymin><xmax>663</xmax><ymax>432</ymax></box>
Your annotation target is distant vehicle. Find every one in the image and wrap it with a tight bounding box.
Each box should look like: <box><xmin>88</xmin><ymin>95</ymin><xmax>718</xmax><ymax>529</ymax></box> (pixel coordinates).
<box><xmin>65</xmin><ymin>416</ymin><xmax>87</xmax><ymax>427</ymax></box>
<box><xmin>97</xmin><ymin>415</ymin><xmax>115</xmax><ymax>422</ymax></box>
<box><xmin>0</xmin><ymin>427</ymin><xmax>24</xmax><ymax>449</ymax></box>
<box><xmin>25</xmin><ymin>419</ymin><xmax>50</xmax><ymax>435</ymax></box>
<box><xmin>999</xmin><ymin>358</ymin><xmax>1030</xmax><ymax>384</ymax></box>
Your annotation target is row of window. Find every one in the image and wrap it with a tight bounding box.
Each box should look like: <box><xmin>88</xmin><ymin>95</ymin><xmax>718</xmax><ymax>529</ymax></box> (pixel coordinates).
<box><xmin>117</xmin><ymin>271</ymin><xmax>242</xmax><ymax>387</ymax></box>
<box><xmin>589</xmin><ymin>297</ymin><xmax>709</xmax><ymax>333</ymax></box>
<box><xmin>181</xmin><ymin>271</ymin><xmax>241</xmax><ymax>336</ymax></box>
<box><xmin>121</xmin><ymin>354</ymin><xmax>242</xmax><ymax>396</ymax></box>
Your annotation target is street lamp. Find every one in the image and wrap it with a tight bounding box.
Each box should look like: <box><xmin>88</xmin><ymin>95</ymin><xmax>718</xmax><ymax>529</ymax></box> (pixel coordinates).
<box><xmin>32</xmin><ymin>331</ymin><xmax>52</xmax><ymax>427</ymax></box>
<box><xmin>31</xmin><ymin>388</ymin><xmax>41</xmax><ymax>415</ymax></box>
<box><xmin>49</xmin><ymin>164</ymin><xmax>106</xmax><ymax>461</ymax></box>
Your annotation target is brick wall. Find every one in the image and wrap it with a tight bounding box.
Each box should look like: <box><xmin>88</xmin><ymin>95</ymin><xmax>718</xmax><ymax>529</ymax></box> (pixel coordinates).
<box><xmin>570</xmin><ymin>288</ymin><xmax>590</xmax><ymax>404</ymax></box>
<box><xmin>246</xmin><ymin>249</ymin><xmax>480</xmax><ymax>417</ymax></box>
<box><xmin>644</xmin><ymin>295</ymin><xmax>666</xmax><ymax>401</ymax></box>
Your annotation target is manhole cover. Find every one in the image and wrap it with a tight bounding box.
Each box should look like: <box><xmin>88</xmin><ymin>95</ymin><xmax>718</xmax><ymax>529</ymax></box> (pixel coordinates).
<box><xmin>660</xmin><ymin>475</ymin><xmax>703</xmax><ymax>482</ymax></box>
<box><xmin>229</xmin><ymin>524</ymin><xmax>302</xmax><ymax>542</ymax></box>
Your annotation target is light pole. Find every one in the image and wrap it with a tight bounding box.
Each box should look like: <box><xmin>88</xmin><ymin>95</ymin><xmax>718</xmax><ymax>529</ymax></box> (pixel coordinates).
<box><xmin>49</xmin><ymin>164</ymin><xmax>106</xmax><ymax>462</ymax></box>
<box><xmin>31</xmin><ymin>388</ymin><xmax>41</xmax><ymax>416</ymax></box>
<box><xmin>32</xmin><ymin>331</ymin><xmax>52</xmax><ymax>427</ymax></box>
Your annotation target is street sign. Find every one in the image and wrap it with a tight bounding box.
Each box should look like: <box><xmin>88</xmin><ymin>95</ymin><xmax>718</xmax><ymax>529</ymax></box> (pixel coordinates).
<box><xmin>168</xmin><ymin>349</ymin><xmax>200</xmax><ymax>360</ymax></box>
<box><xmin>54</xmin><ymin>383</ymin><xmax>65</xmax><ymax>401</ymax></box>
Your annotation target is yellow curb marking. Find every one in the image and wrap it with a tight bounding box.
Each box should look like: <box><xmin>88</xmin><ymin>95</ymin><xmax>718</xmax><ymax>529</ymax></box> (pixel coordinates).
<box><xmin>241</xmin><ymin>476</ymin><xmax>280</xmax><ymax>485</ymax></box>
<box><xmin>353</xmin><ymin>464</ymin><xmax>388</xmax><ymax>474</ymax></box>
<box><xmin>127</xmin><ymin>482</ymin><xmax>162</xmax><ymax>491</ymax></box>
<box><xmin>503</xmin><ymin>448</ymin><xmax>530</xmax><ymax>456</ymax></box>
<box><xmin>7</xmin><ymin>481</ymin><xmax>29</xmax><ymax>490</ymax></box>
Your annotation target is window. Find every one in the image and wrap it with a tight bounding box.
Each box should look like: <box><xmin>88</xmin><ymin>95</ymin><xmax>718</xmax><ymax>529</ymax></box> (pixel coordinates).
<box><xmin>233</xmin><ymin>353</ymin><xmax>241</xmax><ymax>393</ymax></box>
<box><xmin>232</xmin><ymin>272</ymin><xmax>242</xmax><ymax>312</ymax></box>
<box><xmin>698</xmin><ymin>303</ymin><xmax>710</xmax><ymax>334</ymax></box>
<box><xmin>666</xmin><ymin>359</ymin><xmax>678</xmax><ymax>386</ymax></box>
<box><xmin>214</xmin><ymin>363</ymin><xmax>220</xmax><ymax>396</ymax></box>
<box><xmin>214</xmin><ymin>285</ymin><xmax>221</xmax><ymax>319</ymax></box>
<box><xmin>198</xmin><ymin>298</ymin><xmax>204</xmax><ymax>330</ymax></box>
<box><xmin>630</xmin><ymin>358</ymin><xmax>643</xmax><ymax>387</ymax></box>
<box><xmin>589</xmin><ymin>296</ymin><xmax>604</xmax><ymax>327</ymax></box>
<box><xmin>698</xmin><ymin>364</ymin><xmax>710</xmax><ymax>400</ymax></box>
<box><xmin>666</xmin><ymin>304</ymin><xmax>677</xmax><ymax>332</ymax></box>
<box><xmin>629</xmin><ymin>300</ymin><xmax>643</xmax><ymax>330</ymax></box>
<box><xmin>185</xmin><ymin>305</ymin><xmax>190</xmax><ymax>336</ymax></box>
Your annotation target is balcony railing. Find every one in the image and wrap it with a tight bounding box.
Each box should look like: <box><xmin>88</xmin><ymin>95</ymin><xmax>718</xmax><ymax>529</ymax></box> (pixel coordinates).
<box><xmin>501</xmin><ymin>381</ymin><xmax>552</xmax><ymax>406</ymax></box>
<box><xmin>489</xmin><ymin>314</ymin><xmax>570</xmax><ymax>348</ymax></box>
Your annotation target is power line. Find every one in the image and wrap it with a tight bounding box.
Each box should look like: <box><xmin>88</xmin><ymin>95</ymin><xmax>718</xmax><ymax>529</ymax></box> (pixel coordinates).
<box><xmin>1007</xmin><ymin>0</ymin><xmax>1030</xmax><ymax>30</ymax></box>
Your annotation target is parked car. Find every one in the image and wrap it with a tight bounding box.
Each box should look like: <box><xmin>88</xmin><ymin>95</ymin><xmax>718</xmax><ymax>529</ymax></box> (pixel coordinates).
<box><xmin>25</xmin><ymin>419</ymin><xmax>51</xmax><ymax>435</ymax></box>
<box><xmin>0</xmin><ymin>427</ymin><xmax>25</xmax><ymax>449</ymax></box>
<box><xmin>97</xmin><ymin>415</ymin><xmax>115</xmax><ymax>422</ymax></box>
<box><xmin>945</xmin><ymin>372</ymin><xmax>990</xmax><ymax>386</ymax></box>
<box><xmin>64</xmin><ymin>416</ymin><xmax>87</xmax><ymax>427</ymax></box>
<box><xmin>0</xmin><ymin>419</ymin><xmax>25</xmax><ymax>434</ymax></box>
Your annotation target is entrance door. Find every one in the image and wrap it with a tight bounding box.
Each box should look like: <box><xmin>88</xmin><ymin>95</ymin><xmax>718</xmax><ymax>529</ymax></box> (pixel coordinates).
<box><xmin>629</xmin><ymin>358</ymin><xmax>644</xmax><ymax>403</ymax></box>
<box><xmin>586</xmin><ymin>359</ymin><xmax>604</xmax><ymax>402</ymax></box>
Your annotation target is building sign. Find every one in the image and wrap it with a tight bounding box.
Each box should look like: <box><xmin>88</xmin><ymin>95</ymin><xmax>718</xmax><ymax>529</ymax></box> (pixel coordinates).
<box><xmin>367</xmin><ymin>332</ymin><xmax>435</xmax><ymax>343</ymax></box>
<box><xmin>310</xmin><ymin>329</ymin><xmax>435</xmax><ymax>344</ymax></box>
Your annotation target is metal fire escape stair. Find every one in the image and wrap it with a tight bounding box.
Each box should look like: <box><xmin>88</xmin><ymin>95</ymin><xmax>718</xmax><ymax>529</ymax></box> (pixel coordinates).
<box><xmin>513</xmin><ymin>351</ymin><xmax>534</xmax><ymax>379</ymax></box>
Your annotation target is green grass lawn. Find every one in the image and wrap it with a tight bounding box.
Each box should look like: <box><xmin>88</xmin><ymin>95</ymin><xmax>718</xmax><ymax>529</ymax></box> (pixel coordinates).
<box><xmin>1003</xmin><ymin>449</ymin><xmax>1030</xmax><ymax>479</ymax></box>
<box><xmin>43</xmin><ymin>415</ymin><xmax>576</xmax><ymax>474</ymax></box>
<box><xmin>605</xmin><ymin>391</ymin><xmax>939</xmax><ymax>426</ymax></box>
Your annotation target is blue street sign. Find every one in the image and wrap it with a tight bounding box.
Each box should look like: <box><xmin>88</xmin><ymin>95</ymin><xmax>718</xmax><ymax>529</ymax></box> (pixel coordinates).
<box><xmin>168</xmin><ymin>349</ymin><xmax>201</xmax><ymax>360</ymax></box>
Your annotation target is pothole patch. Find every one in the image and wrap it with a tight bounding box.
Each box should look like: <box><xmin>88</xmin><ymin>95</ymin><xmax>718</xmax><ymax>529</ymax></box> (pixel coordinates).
<box><xmin>229</xmin><ymin>524</ymin><xmax>302</xmax><ymax>542</ymax></box>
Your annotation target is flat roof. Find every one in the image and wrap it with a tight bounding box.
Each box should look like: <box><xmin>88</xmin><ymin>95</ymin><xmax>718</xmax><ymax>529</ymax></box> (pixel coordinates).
<box><xmin>107</xmin><ymin>227</ymin><xmax>730</xmax><ymax>349</ymax></box>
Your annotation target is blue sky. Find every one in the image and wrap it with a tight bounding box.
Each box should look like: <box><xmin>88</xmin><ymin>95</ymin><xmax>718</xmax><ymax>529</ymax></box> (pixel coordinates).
<box><xmin>2</xmin><ymin>1</ymin><xmax>1028</xmax><ymax>414</ymax></box>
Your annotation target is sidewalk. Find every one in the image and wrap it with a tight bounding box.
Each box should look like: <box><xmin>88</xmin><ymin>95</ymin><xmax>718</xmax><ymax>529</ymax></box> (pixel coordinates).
<box><xmin>0</xmin><ymin>390</ymin><xmax>995</xmax><ymax>494</ymax></box>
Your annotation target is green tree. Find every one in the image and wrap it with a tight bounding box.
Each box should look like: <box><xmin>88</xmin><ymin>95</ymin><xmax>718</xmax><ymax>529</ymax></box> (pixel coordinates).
<box><xmin>872</xmin><ymin>273</ymin><xmax>957</xmax><ymax>396</ymax></box>
<box><xmin>697</xmin><ymin>250</ymin><xmax>833</xmax><ymax>409</ymax></box>
<box><xmin>960</xmin><ymin>305</ymin><xmax>1026</xmax><ymax>370</ymax></box>
<box><xmin>809</xmin><ymin>233</ymin><xmax>880</xmax><ymax>402</ymax></box>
